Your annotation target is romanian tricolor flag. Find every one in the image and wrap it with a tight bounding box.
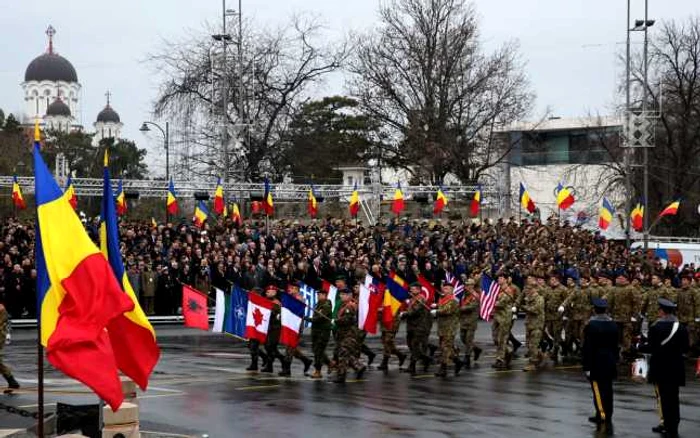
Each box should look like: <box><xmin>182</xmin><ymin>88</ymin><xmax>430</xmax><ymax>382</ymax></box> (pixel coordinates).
<box><xmin>391</xmin><ymin>183</ymin><xmax>405</xmax><ymax>215</ymax></box>
<box><xmin>151</xmin><ymin>217</ymin><xmax>158</xmax><ymax>229</ymax></box>
<box><xmin>434</xmin><ymin>187</ymin><xmax>448</xmax><ymax>215</ymax></box>
<box><xmin>12</xmin><ymin>175</ymin><xmax>26</xmax><ymax>210</ymax></box>
<box><xmin>470</xmin><ymin>186</ymin><xmax>481</xmax><ymax>217</ymax></box>
<box><xmin>598</xmin><ymin>197</ymin><xmax>614</xmax><ymax>231</ymax></box>
<box><xmin>519</xmin><ymin>182</ymin><xmax>536</xmax><ymax>213</ymax></box>
<box><xmin>232</xmin><ymin>202</ymin><xmax>242</xmax><ymax>226</ymax></box>
<box><xmin>308</xmin><ymin>185</ymin><xmax>318</xmax><ymax>218</ymax></box>
<box><xmin>65</xmin><ymin>176</ymin><xmax>77</xmax><ymax>210</ymax></box>
<box><xmin>166</xmin><ymin>178</ymin><xmax>178</xmax><ymax>215</ymax></box>
<box><xmin>382</xmin><ymin>272</ymin><xmax>410</xmax><ymax>329</ymax></box>
<box><xmin>555</xmin><ymin>182</ymin><xmax>575</xmax><ymax>210</ymax></box>
<box><xmin>115</xmin><ymin>179</ymin><xmax>127</xmax><ymax>216</ymax></box>
<box><xmin>100</xmin><ymin>150</ymin><xmax>160</xmax><ymax>396</ymax></box>
<box><xmin>349</xmin><ymin>183</ymin><xmax>360</xmax><ymax>217</ymax></box>
<box><xmin>263</xmin><ymin>177</ymin><xmax>274</xmax><ymax>216</ymax></box>
<box><xmin>631</xmin><ymin>202</ymin><xmax>644</xmax><ymax>232</ymax></box>
<box><xmin>34</xmin><ymin>136</ymin><xmax>135</xmax><ymax>411</ymax></box>
<box><xmin>193</xmin><ymin>201</ymin><xmax>209</xmax><ymax>228</ymax></box>
<box><xmin>658</xmin><ymin>199</ymin><xmax>680</xmax><ymax>218</ymax></box>
<box><xmin>213</xmin><ymin>178</ymin><xmax>225</xmax><ymax>215</ymax></box>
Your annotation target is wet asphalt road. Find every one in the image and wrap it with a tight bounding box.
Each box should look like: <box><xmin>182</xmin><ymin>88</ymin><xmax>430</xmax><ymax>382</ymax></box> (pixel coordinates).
<box><xmin>1</xmin><ymin>321</ymin><xmax>699</xmax><ymax>438</ymax></box>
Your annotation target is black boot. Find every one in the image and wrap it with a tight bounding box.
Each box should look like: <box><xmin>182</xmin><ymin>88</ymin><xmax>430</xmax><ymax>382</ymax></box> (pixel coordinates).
<box><xmin>302</xmin><ymin>357</ymin><xmax>313</xmax><ymax>376</ymax></box>
<box><xmin>3</xmin><ymin>374</ymin><xmax>19</xmax><ymax>390</ymax></box>
<box><xmin>473</xmin><ymin>346</ymin><xmax>482</xmax><ymax>362</ymax></box>
<box><xmin>398</xmin><ymin>352</ymin><xmax>407</xmax><ymax>369</ymax></box>
<box><xmin>377</xmin><ymin>357</ymin><xmax>389</xmax><ymax>372</ymax></box>
<box><xmin>355</xmin><ymin>365</ymin><xmax>367</xmax><ymax>380</ymax></box>
<box><xmin>428</xmin><ymin>344</ymin><xmax>438</xmax><ymax>358</ymax></box>
<box><xmin>509</xmin><ymin>333</ymin><xmax>522</xmax><ymax>355</ymax></box>
<box><xmin>278</xmin><ymin>359</ymin><xmax>291</xmax><ymax>377</ymax></box>
<box><xmin>434</xmin><ymin>364</ymin><xmax>447</xmax><ymax>377</ymax></box>
<box><xmin>366</xmin><ymin>349</ymin><xmax>376</xmax><ymax>367</ymax></box>
<box><xmin>421</xmin><ymin>354</ymin><xmax>431</xmax><ymax>373</ymax></box>
<box><xmin>463</xmin><ymin>354</ymin><xmax>471</xmax><ymax>369</ymax></box>
<box><xmin>454</xmin><ymin>358</ymin><xmax>463</xmax><ymax>376</ymax></box>
<box><xmin>260</xmin><ymin>351</ymin><xmax>270</xmax><ymax>370</ymax></box>
<box><xmin>408</xmin><ymin>360</ymin><xmax>417</xmax><ymax>376</ymax></box>
<box><xmin>246</xmin><ymin>353</ymin><xmax>259</xmax><ymax>371</ymax></box>
<box><xmin>261</xmin><ymin>360</ymin><xmax>273</xmax><ymax>373</ymax></box>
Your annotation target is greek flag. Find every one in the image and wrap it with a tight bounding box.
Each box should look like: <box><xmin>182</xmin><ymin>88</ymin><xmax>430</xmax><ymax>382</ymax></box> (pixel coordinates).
<box><xmin>299</xmin><ymin>282</ymin><xmax>317</xmax><ymax>328</ymax></box>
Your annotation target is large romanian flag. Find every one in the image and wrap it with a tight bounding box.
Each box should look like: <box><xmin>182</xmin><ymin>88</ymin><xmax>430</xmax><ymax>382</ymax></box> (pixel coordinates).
<box><xmin>193</xmin><ymin>201</ymin><xmax>209</xmax><ymax>228</ymax></box>
<box><xmin>658</xmin><ymin>199</ymin><xmax>680</xmax><ymax>218</ymax></box>
<box><xmin>434</xmin><ymin>187</ymin><xmax>448</xmax><ymax>215</ymax></box>
<box><xmin>308</xmin><ymin>185</ymin><xmax>318</xmax><ymax>218</ymax></box>
<box><xmin>555</xmin><ymin>182</ymin><xmax>575</xmax><ymax>210</ymax></box>
<box><xmin>166</xmin><ymin>178</ymin><xmax>178</xmax><ymax>215</ymax></box>
<box><xmin>12</xmin><ymin>175</ymin><xmax>26</xmax><ymax>210</ymax></box>
<box><xmin>35</xmin><ymin>135</ymin><xmax>135</xmax><ymax>411</ymax></box>
<box><xmin>382</xmin><ymin>272</ymin><xmax>409</xmax><ymax>329</ymax></box>
<box><xmin>631</xmin><ymin>202</ymin><xmax>644</xmax><ymax>232</ymax></box>
<box><xmin>263</xmin><ymin>177</ymin><xmax>274</xmax><ymax>216</ymax></box>
<box><xmin>213</xmin><ymin>178</ymin><xmax>225</xmax><ymax>215</ymax></box>
<box><xmin>469</xmin><ymin>186</ymin><xmax>481</xmax><ymax>217</ymax></box>
<box><xmin>598</xmin><ymin>197</ymin><xmax>614</xmax><ymax>230</ymax></box>
<box><xmin>519</xmin><ymin>182</ymin><xmax>536</xmax><ymax>213</ymax></box>
<box><xmin>349</xmin><ymin>183</ymin><xmax>360</xmax><ymax>217</ymax></box>
<box><xmin>65</xmin><ymin>176</ymin><xmax>77</xmax><ymax>210</ymax></box>
<box><xmin>391</xmin><ymin>183</ymin><xmax>405</xmax><ymax>215</ymax></box>
<box><xmin>100</xmin><ymin>150</ymin><xmax>160</xmax><ymax>393</ymax></box>
<box><xmin>115</xmin><ymin>179</ymin><xmax>127</xmax><ymax>216</ymax></box>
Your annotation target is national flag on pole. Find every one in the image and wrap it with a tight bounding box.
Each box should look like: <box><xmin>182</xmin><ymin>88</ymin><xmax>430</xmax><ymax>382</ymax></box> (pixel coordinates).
<box><xmin>230</xmin><ymin>286</ymin><xmax>249</xmax><ymax>337</ymax></box>
<box><xmin>519</xmin><ymin>182</ymin><xmax>536</xmax><ymax>213</ymax></box>
<box><xmin>631</xmin><ymin>202</ymin><xmax>644</xmax><ymax>232</ymax></box>
<box><xmin>469</xmin><ymin>186</ymin><xmax>481</xmax><ymax>217</ymax></box>
<box><xmin>182</xmin><ymin>285</ymin><xmax>209</xmax><ymax>330</ymax></box>
<box><xmin>193</xmin><ymin>201</ymin><xmax>209</xmax><ymax>228</ymax></box>
<box><xmin>445</xmin><ymin>272</ymin><xmax>464</xmax><ymax>302</ymax></box>
<box><xmin>555</xmin><ymin>182</ymin><xmax>575</xmax><ymax>210</ymax></box>
<box><xmin>280</xmin><ymin>292</ymin><xmax>305</xmax><ymax>348</ymax></box>
<box><xmin>213</xmin><ymin>178</ymin><xmax>225</xmax><ymax>215</ymax></box>
<box><xmin>479</xmin><ymin>274</ymin><xmax>501</xmax><ymax>321</ymax></box>
<box><xmin>212</xmin><ymin>287</ymin><xmax>228</xmax><ymax>333</ymax></box>
<box><xmin>308</xmin><ymin>185</ymin><xmax>318</xmax><ymax>218</ymax></box>
<box><xmin>65</xmin><ymin>176</ymin><xmax>77</xmax><ymax>210</ymax></box>
<box><xmin>658</xmin><ymin>199</ymin><xmax>680</xmax><ymax>218</ymax></box>
<box><xmin>417</xmin><ymin>274</ymin><xmax>435</xmax><ymax>304</ymax></box>
<box><xmin>34</xmin><ymin>125</ymin><xmax>134</xmax><ymax>411</ymax></box>
<box><xmin>299</xmin><ymin>282</ymin><xmax>317</xmax><ymax>328</ymax></box>
<box><xmin>434</xmin><ymin>187</ymin><xmax>448</xmax><ymax>215</ymax></box>
<box><xmin>231</xmin><ymin>202</ymin><xmax>242</xmax><ymax>226</ymax></box>
<box><xmin>263</xmin><ymin>177</ymin><xmax>274</xmax><ymax>216</ymax></box>
<box><xmin>151</xmin><ymin>217</ymin><xmax>158</xmax><ymax>229</ymax></box>
<box><xmin>358</xmin><ymin>275</ymin><xmax>383</xmax><ymax>334</ymax></box>
<box><xmin>391</xmin><ymin>183</ymin><xmax>405</xmax><ymax>215</ymax></box>
<box><xmin>349</xmin><ymin>183</ymin><xmax>360</xmax><ymax>217</ymax></box>
<box><xmin>11</xmin><ymin>175</ymin><xmax>26</xmax><ymax>209</ymax></box>
<box><xmin>115</xmin><ymin>179</ymin><xmax>127</xmax><ymax>216</ymax></box>
<box><xmin>383</xmin><ymin>272</ymin><xmax>409</xmax><ymax>328</ymax></box>
<box><xmin>321</xmin><ymin>280</ymin><xmax>340</xmax><ymax>319</ymax></box>
<box><xmin>599</xmin><ymin>197</ymin><xmax>614</xmax><ymax>230</ymax></box>
<box><xmin>100</xmin><ymin>149</ymin><xmax>160</xmax><ymax>394</ymax></box>
<box><xmin>167</xmin><ymin>178</ymin><xmax>178</xmax><ymax>215</ymax></box>
<box><xmin>246</xmin><ymin>292</ymin><xmax>273</xmax><ymax>342</ymax></box>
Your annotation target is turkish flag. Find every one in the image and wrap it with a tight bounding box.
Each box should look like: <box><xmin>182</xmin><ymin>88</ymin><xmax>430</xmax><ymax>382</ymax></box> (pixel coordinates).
<box><xmin>182</xmin><ymin>285</ymin><xmax>209</xmax><ymax>330</ymax></box>
<box><xmin>417</xmin><ymin>274</ymin><xmax>436</xmax><ymax>304</ymax></box>
<box><xmin>245</xmin><ymin>292</ymin><xmax>273</xmax><ymax>343</ymax></box>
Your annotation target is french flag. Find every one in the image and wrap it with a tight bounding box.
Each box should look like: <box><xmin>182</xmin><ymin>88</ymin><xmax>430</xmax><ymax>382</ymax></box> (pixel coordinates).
<box><xmin>245</xmin><ymin>292</ymin><xmax>273</xmax><ymax>343</ymax></box>
<box><xmin>280</xmin><ymin>292</ymin><xmax>306</xmax><ymax>348</ymax></box>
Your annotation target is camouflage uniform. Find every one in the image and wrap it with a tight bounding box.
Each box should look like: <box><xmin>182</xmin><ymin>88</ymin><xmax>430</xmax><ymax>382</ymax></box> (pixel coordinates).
<box><xmin>561</xmin><ymin>283</ymin><xmax>592</xmax><ymax>353</ymax></box>
<box><xmin>642</xmin><ymin>283</ymin><xmax>676</xmax><ymax>326</ymax></box>
<box><xmin>676</xmin><ymin>285</ymin><xmax>697</xmax><ymax>349</ymax></box>
<box><xmin>459</xmin><ymin>289</ymin><xmax>481</xmax><ymax>363</ymax></box>
<box><xmin>311</xmin><ymin>298</ymin><xmax>333</xmax><ymax>373</ymax></box>
<box><xmin>378</xmin><ymin>312</ymin><xmax>406</xmax><ymax>370</ymax></box>
<box><xmin>607</xmin><ymin>283</ymin><xmax>642</xmax><ymax>355</ymax></box>
<box><xmin>404</xmin><ymin>295</ymin><xmax>432</xmax><ymax>373</ymax></box>
<box><xmin>492</xmin><ymin>288</ymin><xmax>515</xmax><ymax>367</ymax></box>
<box><xmin>335</xmin><ymin>302</ymin><xmax>365</xmax><ymax>380</ymax></box>
<box><xmin>0</xmin><ymin>307</ymin><xmax>12</xmax><ymax>378</ymax></box>
<box><xmin>435</xmin><ymin>293</ymin><xmax>460</xmax><ymax>373</ymax></box>
<box><xmin>544</xmin><ymin>283</ymin><xmax>568</xmax><ymax>357</ymax></box>
<box><xmin>521</xmin><ymin>286</ymin><xmax>545</xmax><ymax>369</ymax></box>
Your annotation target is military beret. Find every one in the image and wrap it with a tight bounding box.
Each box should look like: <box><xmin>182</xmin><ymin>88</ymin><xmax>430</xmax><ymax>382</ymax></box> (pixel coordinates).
<box><xmin>265</xmin><ymin>285</ymin><xmax>278</xmax><ymax>292</ymax></box>
<box><xmin>658</xmin><ymin>298</ymin><xmax>677</xmax><ymax>311</ymax></box>
<box><xmin>335</xmin><ymin>274</ymin><xmax>347</xmax><ymax>281</ymax></box>
<box><xmin>591</xmin><ymin>298</ymin><xmax>608</xmax><ymax>309</ymax></box>
<box><xmin>409</xmin><ymin>282</ymin><xmax>422</xmax><ymax>288</ymax></box>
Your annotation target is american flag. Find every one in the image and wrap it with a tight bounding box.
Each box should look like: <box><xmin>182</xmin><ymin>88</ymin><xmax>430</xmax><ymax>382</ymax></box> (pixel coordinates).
<box><xmin>479</xmin><ymin>274</ymin><xmax>501</xmax><ymax>321</ymax></box>
<box><xmin>299</xmin><ymin>282</ymin><xmax>317</xmax><ymax>328</ymax></box>
<box><xmin>446</xmin><ymin>272</ymin><xmax>464</xmax><ymax>302</ymax></box>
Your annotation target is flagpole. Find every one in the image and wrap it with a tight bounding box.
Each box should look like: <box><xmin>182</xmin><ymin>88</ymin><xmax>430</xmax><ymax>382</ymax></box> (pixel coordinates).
<box><xmin>37</xmin><ymin>322</ymin><xmax>44</xmax><ymax>437</ymax></box>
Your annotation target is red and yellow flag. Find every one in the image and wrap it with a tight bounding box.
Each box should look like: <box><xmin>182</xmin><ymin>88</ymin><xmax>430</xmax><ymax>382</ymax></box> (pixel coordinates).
<box><xmin>391</xmin><ymin>183</ymin><xmax>405</xmax><ymax>215</ymax></box>
<box><xmin>263</xmin><ymin>177</ymin><xmax>274</xmax><ymax>216</ymax></box>
<box><xmin>193</xmin><ymin>201</ymin><xmax>209</xmax><ymax>228</ymax></box>
<box><xmin>232</xmin><ymin>202</ymin><xmax>242</xmax><ymax>226</ymax></box>
<box><xmin>470</xmin><ymin>187</ymin><xmax>481</xmax><ymax>217</ymax></box>
<box><xmin>598</xmin><ymin>198</ymin><xmax>614</xmax><ymax>231</ymax></box>
<box><xmin>213</xmin><ymin>178</ymin><xmax>225</xmax><ymax>215</ymax></box>
<box><xmin>434</xmin><ymin>187</ymin><xmax>448</xmax><ymax>215</ymax></box>
<box><xmin>631</xmin><ymin>202</ymin><xmax>644</xmax><ymax>232</ymax></box>
<box><xmin>308</xmin><ymin>185</ymin><xmax>318</xmax><ymax>218</ymax></box>
<box><xmin>555</xmin><ymin>182</ymin><xmax>575</xmax><ymax>210</ymax></box>
<box><xmin>658</xmin><ymin>200</ymin><xmax>680</xmax><ymax>218</ymax></box>
<box><xmin>115</xmin><ymin>179</ymin><xmax>127</xmax><ymax>216</ymax></box>
<box><xmin>65</xmin><ymin>176</ymin><xmax>77</xmax><ymax>210</ymax></box>
<box><xmin>167</xmin><ymin>178</ymin><xmax>178</xmax><ymax>215</ymax></box>
<box><xmin>519</xmin><ymin>182</ymin><xmax>536</xmax><ymax>213</ymax></box>
<box><xmin>349</xmin><ymin>184</ymin><xmax>360</xmax><ymax>217</ymax></box>
<box><xmin>12</xmin><ymin>175</ymin><xmax>25</xmax><ymax>209</ymax></box>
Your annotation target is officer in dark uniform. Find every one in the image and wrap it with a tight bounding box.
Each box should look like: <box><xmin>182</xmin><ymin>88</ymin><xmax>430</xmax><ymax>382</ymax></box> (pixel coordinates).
<box><xmin>648</xmin><ymin>298</ymin><xmax>689</xmax><ymax>438</ymax></box>
<box><xmin>582</xmin><ymin>298</ymin><xmax>619</xmax><ymax>432</ymax></box>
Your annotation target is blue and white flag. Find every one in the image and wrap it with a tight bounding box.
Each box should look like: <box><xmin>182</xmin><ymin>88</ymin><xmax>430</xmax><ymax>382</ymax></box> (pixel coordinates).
<box><xmin>299</xmin><ymin>282</ymin><xmax>317</xmax><ymax>328</ymax></box>
<box><xmin>230</xmin><ymin>286</ymin><xmax>249</xmax><ymax>338</ymax></box>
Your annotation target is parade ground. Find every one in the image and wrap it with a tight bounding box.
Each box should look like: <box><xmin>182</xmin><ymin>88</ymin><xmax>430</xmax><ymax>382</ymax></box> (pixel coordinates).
<box><xmin>2</xmin><ymin>321</ymin><xmax>699</xmax><ymax>438</ymax></box>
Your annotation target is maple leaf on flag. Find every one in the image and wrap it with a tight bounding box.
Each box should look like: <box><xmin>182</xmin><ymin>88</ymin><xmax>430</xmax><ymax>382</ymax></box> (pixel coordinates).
<box><xmin>253</xmin><ymin>307</ymin><xmax>264</xmax><ymax>327</ymax></box>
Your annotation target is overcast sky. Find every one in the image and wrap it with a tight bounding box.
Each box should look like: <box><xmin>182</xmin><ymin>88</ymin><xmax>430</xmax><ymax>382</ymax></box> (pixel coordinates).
<box><xmin>0</xmin><ymin>0</ymin><xmax>697</xmax><ymax>175</ymax></box>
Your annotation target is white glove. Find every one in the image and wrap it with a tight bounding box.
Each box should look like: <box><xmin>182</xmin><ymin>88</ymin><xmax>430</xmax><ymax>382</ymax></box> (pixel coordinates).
<box><xmin>430</xmin><ymin>309</ymin><xmax>437</xmax><ymax>316</ymax></box>
<box><xmin>511</xmin><ymin>306</ymin><xmax>517</xmax><ymax>313</ymax></box>
<box><xmin>430</xmin><ymin>303</ymin><xmax>437</xmax><ymax>309</ymax></box>
<box><xmin>399</xmin><ymin>312</ymin><xmax>407</xmax><ymax>319</ymax></box>
<box><xmin>584</xmin><ymin>371</ymin><xmax>591</xmax><ymax>379</ymax></box>
<box><xmin>512</xmin><ymin>314</ymin><xmax>517</xmax><ymax>321</ymax></box>
<box><xmin>331</xmin><ymin>319</ymin><xmax>335</xmax><ymax>325</ymax></box>
<box><xmin>630</xmin><ymin>317</ymin><xmax>637</xmax><ymax>323</ymax></box>
<box><xmin>277</xmin><ymin>314</ymin><xmax>281</xmax><ymax>320</ymax></box>
<box><xmin>557</xmin><ymin>305</ymin><xmax>565</xmax><ymax>314</ymax></box>
<box><xmin>695</xmin><ymin>318</ymin><xmax>700</xmax><ymax>323</ymax></box>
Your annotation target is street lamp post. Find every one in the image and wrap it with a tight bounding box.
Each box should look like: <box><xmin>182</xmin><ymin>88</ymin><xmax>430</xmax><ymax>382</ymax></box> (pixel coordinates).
<box><xmin>140</xmin><ymin>121</ymin><xmax>170</xmax><ymax>222</ymax></box>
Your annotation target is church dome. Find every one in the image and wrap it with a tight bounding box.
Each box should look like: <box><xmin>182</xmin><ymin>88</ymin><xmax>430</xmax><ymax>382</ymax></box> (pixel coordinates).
<box><xmin>96</xmin><ymin>105</ymin><xmax>120</xmax><ymax>123</ymax></box>
<box><xmin>25</xmin><ymin>53</ymin><xmax>78</xmax><ymax>83</ymax></box>
<box><xmin>46</xmin><ymin>97</ymin><xmax>71</xmax><ymax>117</ymax></box>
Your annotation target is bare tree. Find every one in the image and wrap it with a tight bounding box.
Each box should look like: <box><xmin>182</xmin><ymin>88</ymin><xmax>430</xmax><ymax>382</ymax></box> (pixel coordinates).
<box><xmin>348</xmin><ymin>0</ymin><xmax>534</xmax><ymax>184</ymax></box>
<box><xmin>150</xmin><ymin>15</ymin><xmax>347</xmax><ymax>182</ymax></box>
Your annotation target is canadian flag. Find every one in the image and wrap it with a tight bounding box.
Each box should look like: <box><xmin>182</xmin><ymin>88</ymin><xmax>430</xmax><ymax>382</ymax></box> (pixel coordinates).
<box><xmin>358</xmin><ymin>275</ymin><xmax>383</xmax><ymax>334</ymax></box>
<box><xmin>245</xmin><ymin>292</ymin><xmax>273</xmax><ymax>343</ymax></box>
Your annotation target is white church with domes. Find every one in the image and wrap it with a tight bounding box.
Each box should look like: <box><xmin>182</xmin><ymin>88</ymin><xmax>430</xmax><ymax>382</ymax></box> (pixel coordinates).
<box><xmin>21</xmin><ymin>25</ymin><xmax>123</xmax><ymax>146</ymax></box>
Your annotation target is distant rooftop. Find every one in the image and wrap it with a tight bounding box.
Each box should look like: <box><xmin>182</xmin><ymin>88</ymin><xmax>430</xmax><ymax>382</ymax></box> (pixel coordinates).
<box><xmin>500</xmin><ymin>115</ymin><xmax>622</xmax><ymax>133</ymax></box>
